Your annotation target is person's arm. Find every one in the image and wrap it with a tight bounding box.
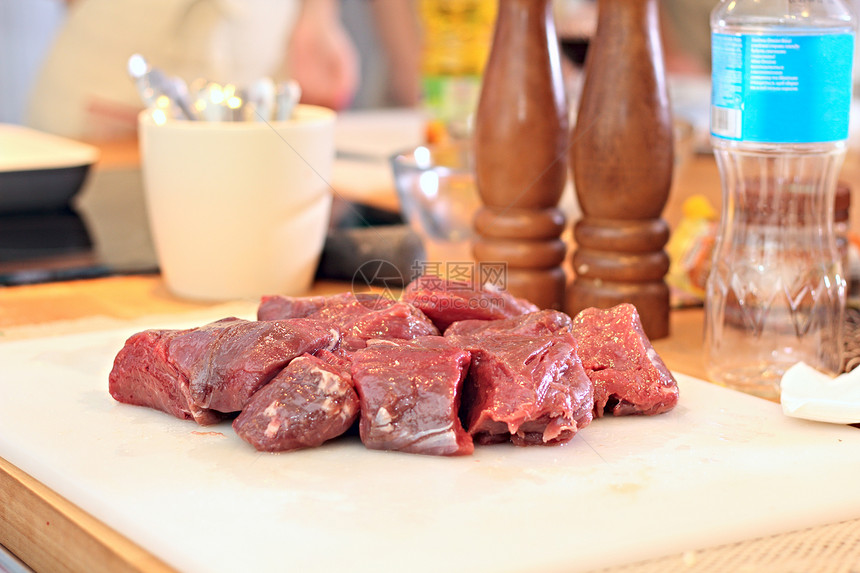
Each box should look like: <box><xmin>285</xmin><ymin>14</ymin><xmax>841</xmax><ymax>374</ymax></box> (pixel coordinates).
<box><xmin>287</xmin><ymin>0</ymin><xmax>360</xmax><ymax>110</ymax></box>
<box><xmin>369</xmin><ymin>0</ymin><xmax>422</xmax><ymax>106</ymax></box>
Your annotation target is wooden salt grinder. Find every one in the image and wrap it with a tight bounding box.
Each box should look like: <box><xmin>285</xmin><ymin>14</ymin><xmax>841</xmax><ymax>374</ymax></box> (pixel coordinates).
<box><xmin>566</xmin><ymin>0</ymin><xmax>674</xmax><ymax>338</ymax></box>
<box><xmin>473</xmin><ymin>0</ymin><xmax>569</xmax><ymax>310</ymax></box>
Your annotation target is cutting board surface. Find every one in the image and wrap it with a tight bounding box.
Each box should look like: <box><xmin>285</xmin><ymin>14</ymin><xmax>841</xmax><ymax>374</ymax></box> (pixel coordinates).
<box><xmin>2</xmin><ymin>320</ymin><xmax>860</xmax><ymax>573</ymax></box>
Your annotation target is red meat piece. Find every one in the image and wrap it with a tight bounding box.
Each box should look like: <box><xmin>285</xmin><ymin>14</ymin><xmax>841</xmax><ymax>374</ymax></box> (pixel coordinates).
<box><xmin>257</xmin><ymin>291</ymin><xmax>391</xmax><ymax>321</ymax></box>
<box><xmin>258</xmin><ymin>292</ymin><xmax>438</xmax><ymax>351</ymax></box>
<box><xmin>445</xmin><ymin>309</ymin><xmax>572</xmax><ymax>338</ymax></box>
<box><xmin>571</xmin><ymin>304</ymin><xmax>679</xmax><ymax>417</ymax></box>
<box><xmin>108</xmin><ymin>328</ymin><xmax>222</xmax><ymax>425</ymax></box>
<box><xmin>109</xmin><ymin>317</ymin><xmax>340</xmax><ymax>424</ymax></box>
<box><xmin>448</xmin><ymin>331</ymin><xmax>594</xmax><ymax>446</ymax></box>
<box><xmin>403</xmin><ymin>275</ymin><xmax>539</xmax><ymax>331</ymax></box>
<box><xmin>233</xmin><ymin>350</ymin><xmax>359</xmax><ymax>452</ymax></box>
<box><xmin>351</xmin><ymin>337</ymin><xmax>473</xmax><ymax>456</ymax></box>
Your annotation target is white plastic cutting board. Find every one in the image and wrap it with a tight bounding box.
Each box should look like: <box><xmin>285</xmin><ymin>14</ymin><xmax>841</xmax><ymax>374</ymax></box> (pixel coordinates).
<box><xmin>2</xmin><ymin>321</ymin><xmax>860</xmax><ymax>573</ymax></box>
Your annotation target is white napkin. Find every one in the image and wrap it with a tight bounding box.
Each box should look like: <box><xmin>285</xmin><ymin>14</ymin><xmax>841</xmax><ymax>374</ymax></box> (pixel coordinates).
<box><xmin>781</xmin><ymin>362</ymin><xmax>860</xmax><ymax>424</ymax></box>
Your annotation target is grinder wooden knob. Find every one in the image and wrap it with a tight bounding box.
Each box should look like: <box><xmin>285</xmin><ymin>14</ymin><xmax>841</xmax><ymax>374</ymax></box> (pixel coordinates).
<box><xmin>566</xmin><ymin>0</ymin><xmax>674</xmax><ymax>339</ymax></box>
<box><xmin>473</xmin><ymin>0</ymin><xmax>569</xmax><ymax>310</ymax></box>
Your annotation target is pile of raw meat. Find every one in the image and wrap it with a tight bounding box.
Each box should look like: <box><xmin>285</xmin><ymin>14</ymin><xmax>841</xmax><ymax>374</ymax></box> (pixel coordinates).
<box><xmin>109</xmin><ymin>276</ymin><xmax>679</xmax><ymax>456</ymax></box>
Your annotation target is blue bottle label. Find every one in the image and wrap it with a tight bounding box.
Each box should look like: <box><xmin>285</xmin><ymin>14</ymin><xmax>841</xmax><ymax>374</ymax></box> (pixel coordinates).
<box><xmin>711</xmin><ymin>32</ymin><xmax>854</xmax><ymax>143</ymax></box>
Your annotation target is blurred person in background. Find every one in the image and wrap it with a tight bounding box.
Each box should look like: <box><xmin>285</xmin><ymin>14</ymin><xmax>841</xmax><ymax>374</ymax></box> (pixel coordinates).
<box><xmin>21</xmin><ymin>0</ymin><xmax>419</xmax><ymax>142</ymax></box>
<box><xmin>6</xmin><ymin>0</ymin><xmax>719</xmax><ymax>143</ymax></box>
<box><xmin>0</xmin><ymin>0</ymin><xmax>67</xmax><ymax>125</ymax></box>
<box><xmin>342</xmin><ymin>0</ymin><xmax>421</xmax><ymax>109</ymax></box>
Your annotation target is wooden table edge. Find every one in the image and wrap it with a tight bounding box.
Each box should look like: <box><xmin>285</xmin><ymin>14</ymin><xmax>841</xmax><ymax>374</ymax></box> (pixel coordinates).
<box><xmin>0</xmin><ymin>456</ymin><xmax>176</xmax><ymax>573</ymax></box>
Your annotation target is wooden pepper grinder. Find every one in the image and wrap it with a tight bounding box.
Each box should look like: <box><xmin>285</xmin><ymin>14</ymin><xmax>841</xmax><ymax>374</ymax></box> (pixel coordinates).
<box><xmin>566</xmin><ymin>0</ymin><xmax>674</xmax><ymax>339</ymax></box>
<box><xmin>473</xmin><ymin>0</ymin><xmax>569</xmax><ymax>310</ymax></box>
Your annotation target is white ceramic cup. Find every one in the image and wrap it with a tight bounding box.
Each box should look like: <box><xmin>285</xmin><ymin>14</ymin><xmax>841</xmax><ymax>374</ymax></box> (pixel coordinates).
<box><xmin>139</xmin><ymin>104</ymin><xmax>335</xmax><ymax>301</ymax></box>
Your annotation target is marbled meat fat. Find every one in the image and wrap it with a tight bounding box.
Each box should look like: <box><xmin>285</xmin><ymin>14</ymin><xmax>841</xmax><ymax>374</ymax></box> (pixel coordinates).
<box><xmin>233</xmin><ymin>350</ymin><xmax>359</xmax><ymax>452</ymax></box>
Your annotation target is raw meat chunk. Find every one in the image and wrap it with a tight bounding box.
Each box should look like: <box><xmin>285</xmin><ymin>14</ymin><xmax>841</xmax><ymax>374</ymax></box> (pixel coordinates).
<box><xmin>448</xmin><ymin>331</ymin><xmax>593</xmax><ymax>446</ymax></box>
<box><xmin>258</xmin><ymin>291</ymin><xmax>438</xmax><ymax>351</ymax></box>
<box><xmin>109</xmin><ymin>317</ymin><xmax>340</xmax><ymax>424</ymax></box>
<box><xmin>403</xmin><ymin>275</ymin><xmax>539</xmax><ymax>331</ymax></box>
<box><xmin>233</xmin><ymin>350</ymin><xmax>359</xmax><ymax>452</ymax></box>
<box><xmin>171</xmin><ymin>318</ymin><xmax>340</xmax><ymax>412</ymax></box>
<box><xmin>108</xmin><ymin>328</ymin><xmax>222</xmax><ymax>425</ymax></box>
<box><xmin>571</xmin><ymin>304</ymin><xmax>679</xmax><ymax>417</ymax></box>
<box><xmin>257</xmin><ymin>291</ymin><xmax>390</xmax><ymax>321</ymax></box>
<box><xmin>351</xmin><ymin>337</ymin><xmax>473</xmax><ymax>456</ymax></box>
<box><xmin>339</xmin><ymin>301</ymin><xmax>440</xmax><ymax>351</ymax></box>
<box><xmin>257</xmin><ymin>293</ymin><xmax>330</xmax><ymax>320</ymax></box>
<box><xmin>445</xmin><ymin>309</ymin><xmax>572</xmax><ymax>338</ymax></box>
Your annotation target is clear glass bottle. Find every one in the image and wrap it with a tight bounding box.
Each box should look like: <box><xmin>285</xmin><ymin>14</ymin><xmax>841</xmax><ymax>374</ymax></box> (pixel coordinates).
<box><xmin>705</xmin><ymin>0</ymin><xmax>855</xmax><ymax>399</ymax></box>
